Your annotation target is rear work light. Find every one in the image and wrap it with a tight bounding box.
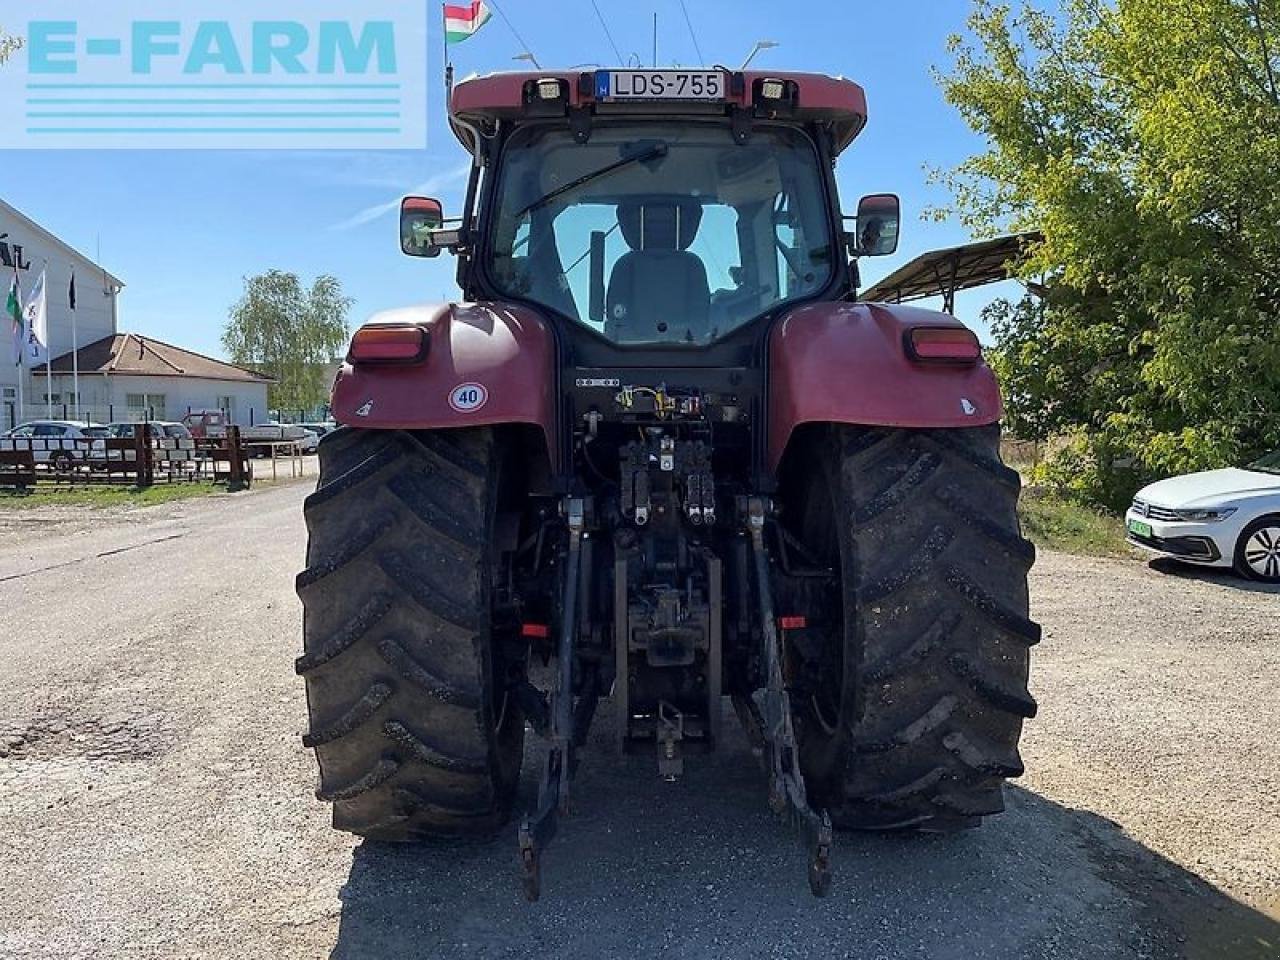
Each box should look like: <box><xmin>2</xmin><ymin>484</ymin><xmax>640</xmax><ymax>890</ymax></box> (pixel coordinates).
<box><xmin>760</xmin><ymin>79</ymin><xmax>787</xmax><ymax>101</ymax></box>
<box><xmin>523</xmin><ymin>77</ymin><xmax>569</xmax><ymax>115</ymax></box>
<box><xmin>905</xmin><ymin>327</ymin><xmax>982</xmax><ymax>364</ymax></box>
<box><xmin>347</xmin><ymin>325</ymin><xmax>428</xmax><ymax>364</ymax></box>
<box><xmin>754</xmin><ymin>78</ymin><xmax>799</xmax><ymax>113</ymax></box>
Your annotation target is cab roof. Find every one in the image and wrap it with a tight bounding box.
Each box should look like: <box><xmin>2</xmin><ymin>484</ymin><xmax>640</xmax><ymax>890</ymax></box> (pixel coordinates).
<box><xmin>449</xmin><ymin>70</ymin><xmax>868</xmax><ymax>156</ymax></box>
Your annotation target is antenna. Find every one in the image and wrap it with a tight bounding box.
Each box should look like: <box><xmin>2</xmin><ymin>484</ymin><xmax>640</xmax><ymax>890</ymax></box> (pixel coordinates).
<box><xmin>740</xmin><ymin>40</ymin><xmax>779</xmax><ymax>70</ymax></box>
<box><xmin>488</xmin><ymin>0</ymin><xmax>541</xmax><ymax>71</ymax></box>
<box><xmin>653</xmin><ymin>13</ymin><xmax>658</xmax><ymax>68</ymax></box>
<box><xmin>676</xmin><ymin>0</ymin><xmax>706</xmax><ymax>67</ymax></box>
<box><xmin>589</xmin><ymin>0</ymin><xmax>624</xmax><ymax>64</ymax></box>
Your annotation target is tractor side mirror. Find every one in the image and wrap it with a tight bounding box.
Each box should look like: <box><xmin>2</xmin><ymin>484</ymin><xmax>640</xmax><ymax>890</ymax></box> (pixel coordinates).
<box><xmin>851</xmin><ymin>193</ymin><xmax>901</xmax><ymax>257</ymax></box>
<box><xmin>400</xmin><ymin>197</ymin><xmax>446</xmax><ymax>258</ymax></box>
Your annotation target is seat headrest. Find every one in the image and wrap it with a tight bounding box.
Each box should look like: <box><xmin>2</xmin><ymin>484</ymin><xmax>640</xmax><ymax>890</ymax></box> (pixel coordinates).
<box><xmin>618</xmin><ymin>200</ymin><xmax>702</xmax><ymax>252</ymax></box>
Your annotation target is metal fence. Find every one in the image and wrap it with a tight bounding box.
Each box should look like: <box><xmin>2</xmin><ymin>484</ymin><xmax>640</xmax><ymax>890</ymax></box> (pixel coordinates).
<box><xmin>0</xmin><ymin>425</ymin><xmax>251</xmax><ymax>491</ymax></box>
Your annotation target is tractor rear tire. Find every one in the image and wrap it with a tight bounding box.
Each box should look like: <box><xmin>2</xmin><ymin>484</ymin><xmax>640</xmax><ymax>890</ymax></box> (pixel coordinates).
<box><xmin>785</xmin><ymin>424</ymin><xmax>1038</xmax><ymax>831</ymax></box>
<box><xmin>295</xmin><ymin>427</ymin><xmax>524</xmax><ymax>840</ymax></box>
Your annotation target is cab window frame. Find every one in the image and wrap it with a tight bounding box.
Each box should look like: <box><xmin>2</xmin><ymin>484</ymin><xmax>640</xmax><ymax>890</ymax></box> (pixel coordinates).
<box><xmin>476</xmin><ymin>117</ymin><xmax>844</xmax><ymax>347</ymax></box>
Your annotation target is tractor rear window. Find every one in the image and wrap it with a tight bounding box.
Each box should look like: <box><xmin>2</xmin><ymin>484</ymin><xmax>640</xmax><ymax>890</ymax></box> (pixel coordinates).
<box><xmin>488</xmin><ymin>122</ymin><xmax>835</xmax><ymax>344</ymax></box>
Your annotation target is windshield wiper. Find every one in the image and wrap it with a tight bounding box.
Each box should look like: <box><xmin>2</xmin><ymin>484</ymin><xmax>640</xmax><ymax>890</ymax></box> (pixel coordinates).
<box><xmin>515</xmin><ymin>142</ymin><xmax>669</xmax><ymax>219</ymax></box>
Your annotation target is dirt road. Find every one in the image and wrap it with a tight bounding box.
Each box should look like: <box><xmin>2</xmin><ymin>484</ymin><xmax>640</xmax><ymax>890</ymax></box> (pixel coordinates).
<box><xmin>0</xmin><ymin>483</ymin><xmax>1276</xmax><ymax>959</ymax></box>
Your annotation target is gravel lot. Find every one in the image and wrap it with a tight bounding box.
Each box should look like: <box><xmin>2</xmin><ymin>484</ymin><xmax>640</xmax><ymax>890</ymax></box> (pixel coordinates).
<box><xmin>0</xmin><ymin>482</ymin><xmax>1276</xmax><ymax>959</ymax></box>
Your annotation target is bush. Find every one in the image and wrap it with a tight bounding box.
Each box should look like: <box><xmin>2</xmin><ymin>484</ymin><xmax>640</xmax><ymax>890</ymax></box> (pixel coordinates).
<box><xmin>1029</xmin><ymin>429</ymin><xmax>1150</xmax><ymax>513</ymax></box>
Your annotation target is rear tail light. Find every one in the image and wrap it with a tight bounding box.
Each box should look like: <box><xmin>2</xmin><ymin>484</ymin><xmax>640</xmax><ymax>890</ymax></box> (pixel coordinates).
<box><xmin>905</xmin><ymin>327</ymin><xmax>982</xmax><ymax>364</ymax></box>
<box><xmin>347</xmin><ymin>325</ymin><xmax>428</xmax><ymax>364</ymax></box>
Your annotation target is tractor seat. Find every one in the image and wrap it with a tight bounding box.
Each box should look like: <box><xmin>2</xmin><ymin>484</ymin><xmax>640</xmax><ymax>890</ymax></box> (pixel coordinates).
<box><xmin>605</xmin><ymin>200</ymin><xmax>711</xmax><ymax>342</ymax></box>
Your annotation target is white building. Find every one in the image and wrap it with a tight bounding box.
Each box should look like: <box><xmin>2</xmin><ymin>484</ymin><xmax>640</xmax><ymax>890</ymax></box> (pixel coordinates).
<box><xmin>39</xmin><ymin>333</ymin><xmax>275</xmax><ymax>427</ymax></box>
<box><xmin>1</xmin><ymin>199</ymin><xmax>271</xmax><ymax>429</ymax></box>
<box><xmin>1</xmin><ymin>199</ymin><xmax>120</xmax><ymax>428</ymax></box>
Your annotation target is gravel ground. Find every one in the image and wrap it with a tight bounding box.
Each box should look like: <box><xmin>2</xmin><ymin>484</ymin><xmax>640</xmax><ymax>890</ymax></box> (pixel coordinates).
<box><xmin>0</xmin><ymin>482</ymin><xmax>1276</xmax><ymax>960</ymax></box>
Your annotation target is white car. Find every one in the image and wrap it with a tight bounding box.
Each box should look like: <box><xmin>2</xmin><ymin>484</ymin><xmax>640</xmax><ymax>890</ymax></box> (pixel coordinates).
<box><xmin>1125</xmin><ymin>450</ymin><xmax>1280</xmax><ymax>582</ymax></box>
<box><xmin>0</xmin><ymin>420</ymin><xmax>96</xmax><ymax>469</ymax></box>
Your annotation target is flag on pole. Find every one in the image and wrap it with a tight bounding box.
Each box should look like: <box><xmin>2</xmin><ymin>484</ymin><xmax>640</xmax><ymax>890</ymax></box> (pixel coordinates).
<box><xmin>23</xmin><ymin>268</ymin><xmax>49</xmax><ymax>367</ymax></box>
<box><xmin>69</xmin><ymin>269</ymin><xmax>80</xmax><ymax>419</ymax></box>
<box><xmin>445</xmin><ymin>1</ymin><xmax>492</xmax><ymax>43</ymax></box>
<box><xmin>6</xmin><ymin>272</ymin><xmax>21</xmax><ymax>367</ymax></box>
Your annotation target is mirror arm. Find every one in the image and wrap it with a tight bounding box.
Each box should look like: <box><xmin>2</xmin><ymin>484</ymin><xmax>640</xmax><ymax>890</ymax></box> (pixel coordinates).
<box><xmin>430</xmin><ymin>225</ymin><xmax>468</xmax><ymax>255</ymax></box>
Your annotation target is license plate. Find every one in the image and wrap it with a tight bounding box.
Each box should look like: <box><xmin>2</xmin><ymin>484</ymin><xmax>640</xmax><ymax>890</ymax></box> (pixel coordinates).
<box><xmin>596</xmin><ymin>70</ymin><xmax>727</xmax><ymax>102</ymax></box>
<box><xmin>1127</xmin><ymin>519</ymin><xmax>1153</xmax><ymax>538</ymax></box>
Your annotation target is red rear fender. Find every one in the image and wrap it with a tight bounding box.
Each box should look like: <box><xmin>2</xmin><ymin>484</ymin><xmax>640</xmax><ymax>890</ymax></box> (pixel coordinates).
<box><xmin>331</xmin><ymin>302</ymin><xmax>557</xmax><ymax>463</ymax></box>
<box><xmin>768</xmin><ymin>301</ymin><xmax>1003</xmax><ymax>470</ymax></box>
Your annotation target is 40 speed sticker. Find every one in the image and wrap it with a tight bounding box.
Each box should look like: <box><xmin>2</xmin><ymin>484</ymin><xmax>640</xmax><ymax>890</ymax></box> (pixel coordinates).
<box><xmin>449</xmin><ymin>382</ymin><xmax>489</xmax><ymax>413</ymax></box>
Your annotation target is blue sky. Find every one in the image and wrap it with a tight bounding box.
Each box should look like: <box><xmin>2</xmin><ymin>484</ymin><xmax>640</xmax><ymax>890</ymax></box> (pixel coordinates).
<box><xmin>1</xmin><ymin>0</ymin><xmax>1019</xmax><ymax>359</ymax></box>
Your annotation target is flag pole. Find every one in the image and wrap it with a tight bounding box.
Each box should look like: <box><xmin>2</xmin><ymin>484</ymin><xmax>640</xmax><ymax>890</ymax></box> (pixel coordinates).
<box><xmin>12</xmin><ymin>265</ymin><xmax>23</xmax><ymax>425</ymax></box>
<box><xmin>70</xmin><ymin>267</ymin><xmax>79</xmax><ymax>421</ymax></box>
<box><xmin>42</xmin><ymin>259</ymin><xmax>51</xmax><ymax>421</ymax></box>
<box><xmin>442</xmin><ymin>3</ymin><xmax>455</xmax><ymax>100</ymax></box>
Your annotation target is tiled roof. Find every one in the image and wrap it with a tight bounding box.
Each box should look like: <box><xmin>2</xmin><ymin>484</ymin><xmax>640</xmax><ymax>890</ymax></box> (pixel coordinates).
<box><xmin>39</xmin><ymin>334</ymin><xmax>275</xmax><ymax>383</ymax></box>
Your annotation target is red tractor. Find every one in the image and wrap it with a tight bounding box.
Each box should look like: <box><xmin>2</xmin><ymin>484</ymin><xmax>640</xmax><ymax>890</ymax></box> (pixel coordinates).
<box><xmin>295</xmin><ymin>68</ymin><xmax>1038</xmax><ymax>900</ymax></box>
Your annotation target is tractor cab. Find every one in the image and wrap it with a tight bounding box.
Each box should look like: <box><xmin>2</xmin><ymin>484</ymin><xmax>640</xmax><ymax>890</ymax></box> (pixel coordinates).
<box><xmin>402</xmin><ymin>69</ymin><xmax>898</xmax><ymax>349</ymax></box>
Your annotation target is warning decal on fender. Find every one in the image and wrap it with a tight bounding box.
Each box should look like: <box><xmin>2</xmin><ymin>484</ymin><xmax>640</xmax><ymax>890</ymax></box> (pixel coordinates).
<box><xmin>449</xmin><ymin>383</ymin><xmax>489</xmax><ymax>413</ymax></box>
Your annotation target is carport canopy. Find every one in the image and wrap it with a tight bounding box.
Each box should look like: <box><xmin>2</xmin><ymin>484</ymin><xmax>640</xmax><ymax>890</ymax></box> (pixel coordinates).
<box><xmin>859</xmin><ymin>231</ymin><xmax>1043</xmax><ymax>314</ymax></box>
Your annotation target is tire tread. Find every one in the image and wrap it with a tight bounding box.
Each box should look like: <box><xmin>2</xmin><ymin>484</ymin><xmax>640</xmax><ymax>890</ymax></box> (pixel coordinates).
<box><xmin>297</xmin><ymin>427</ymin><xmax>522</xmax><ymax>840</ymax></box>
<box><xmin>796</xmin><ymin>424</ymin><xmax>1038</xmax><ymax>831</ymax></box>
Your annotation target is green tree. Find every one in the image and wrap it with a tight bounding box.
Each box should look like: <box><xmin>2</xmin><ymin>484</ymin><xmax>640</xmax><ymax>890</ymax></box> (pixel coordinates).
<box><xmin>223</xmin><ymin>271</ymin><xmax>352</xmax><ymax>413</ymax></box>
<box><xmin>0</xmin><ymin>27</ymin><xmax>22</xmax><ymax>64</ymax></box>
<box><xmin>937</xmin><ymin>0</ymin><xmax>1280</xmax><ymax>504</ymax></box>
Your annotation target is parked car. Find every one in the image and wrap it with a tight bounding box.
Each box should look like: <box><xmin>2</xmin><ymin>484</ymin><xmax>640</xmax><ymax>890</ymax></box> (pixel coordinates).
<box><xmin>86</xmin><ymin>422</ymin><xmax>194</xmax><ymax>469</ymax></box>
<box><xmin>298</xmin><ymin>422</ymin><xmax>338</xmax><ymax>439</ymax></box>
<box><xmin>157</xmin><ymin>422</ymin><xmax>193</xmax><ymax>441</ymax></box>
<box><xmin>0</xmin><ymin>420</ymin><xmax>96</xmax><ymax>469</ymax></box>
<box><xmin>295</xmin><ymin>428</ymin><xmax>321</xmax><ymax>454</ymax></box>
<box><xmin>1125</xmin><ymin>450</ymin><xmax>1280</xmax><ymax>582</ymax></box>
<box><xmin>105</xmin><ymin>421</ymin><xmax>167</xmax><ymax>440</ymax></box>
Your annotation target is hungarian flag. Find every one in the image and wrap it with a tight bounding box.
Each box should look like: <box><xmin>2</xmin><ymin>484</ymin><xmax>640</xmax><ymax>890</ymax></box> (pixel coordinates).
<box><xmin>445</xmin><ymin>1</ymin><xmax>492</xmax><ymax>44</ymax></box>
<box><xmin>6</xmin><ymin>272</ymin><xmax>21</xmax><ymax>367</ymax></box>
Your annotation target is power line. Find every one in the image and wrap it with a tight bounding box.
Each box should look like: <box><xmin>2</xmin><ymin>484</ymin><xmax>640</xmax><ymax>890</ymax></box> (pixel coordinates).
<box><xmin>589</xmin><ymin>0</ymin><xmax>625</xmax><ymax>65</ymax></box>
<box><xmin>676</xmin><ymin>0</ymin><xmax>706</xmax><ymax>67</ymax></box>
<box><xmin>486</xmin><ymin>0</ymin><xmax>540</xmax><ymax>65</ymax></box>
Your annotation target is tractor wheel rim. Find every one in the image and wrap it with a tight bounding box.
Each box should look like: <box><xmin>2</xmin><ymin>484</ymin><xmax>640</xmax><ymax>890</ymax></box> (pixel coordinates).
<box><xmin>1244</xmin><ymin>526</ymin><xmax>1280</xmax><ymax>578</ymax></box>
